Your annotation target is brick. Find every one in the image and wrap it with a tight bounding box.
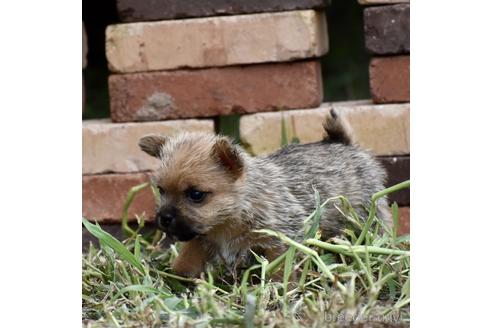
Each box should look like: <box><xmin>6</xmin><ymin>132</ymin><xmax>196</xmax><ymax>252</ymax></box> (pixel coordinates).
<box><xmin>109</xmin><ymin>61</ymin><xmax>323</xmax><ymax>122</ymax></box>
<box><xmin>239</xmin><ymin>101</ymin><xmax>409</xmax><ymax>156</ymax></box>
<box><xmin>377</xmin><ymin>156</ymin><xmax>410</xmax><ymax>206</ymax></box>
<box><xmin>359</xmin><ymin>0</ymin><xmax>409</xmax><ymax>4</ymax></box>
<box><xmin>83</xmin><ymin>22</ymin><xmax>87</xmax><ymax>69</ymax></box>
<box><xmin>364</xmin><ymin>4</ymin><xmax>409</xmax><ymax>55</ymax></box>
<box><xmin>370</xmin><ymin>56</ymin><xmax>409</xmax><ymax>103</ymax></box>
<box><xmin>83</xmin><ymin>119</ymin><xmax>214</xmax><ymax>174</ymax></box>
<box><xmin>397</xmin><ymin>207</ymin><xmax>410</xmax><ymax>236</ymax></box>
<box><xmin>117</xmin><ymin>0</ymin><xmax>325</xmax><ymax>23</ymax></box>
<box><xmin>331</xmin><ymin>102</ymin><xmax>410</xmax><ymax>155</ymax></box>
<box><xmin>239</xmin><ymin>100</ymin><xmax>366</xmax><ymax>155</ymax></box>
<box><xmin>83</xmin><ymin>173</ymin><xmax>155</xmax><ymax>223</ymax></box>
<box><xmin>106</xmin><ymin>10</ymin><xmax>328</xmax><ymax>73</ymax></box>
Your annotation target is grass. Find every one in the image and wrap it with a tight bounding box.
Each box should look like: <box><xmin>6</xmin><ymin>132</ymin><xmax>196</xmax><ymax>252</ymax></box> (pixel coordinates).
<box><xmin>82</xmin><ymin>181</ymin><xmax>410</xmax><ymax>327</ymax></box>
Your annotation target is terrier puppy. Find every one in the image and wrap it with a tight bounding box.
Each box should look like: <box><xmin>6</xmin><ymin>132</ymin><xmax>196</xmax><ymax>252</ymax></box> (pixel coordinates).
<box><xmin>139</xmin><ymin>113</ymin><xmax>390</xmax><ymax>278</ymax></box>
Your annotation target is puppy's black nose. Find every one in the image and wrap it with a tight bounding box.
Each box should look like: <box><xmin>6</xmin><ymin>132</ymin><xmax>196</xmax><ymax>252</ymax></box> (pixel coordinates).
<box><xmin>156</xmin><ymin>208</ymin><xmax>176</xmax><ymax>228</ymax></box>
<box><xmin>160</xmin><ymin>213</ymin><xmax>174</xmax><ymax>225</ymax></box>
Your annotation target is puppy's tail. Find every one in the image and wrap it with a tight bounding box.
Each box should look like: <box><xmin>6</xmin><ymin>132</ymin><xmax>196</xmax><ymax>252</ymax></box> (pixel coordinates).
<box><xmin>323</xmin><ymin>109</ymin><xmax>352</xmax><ymax>145</ymax></box>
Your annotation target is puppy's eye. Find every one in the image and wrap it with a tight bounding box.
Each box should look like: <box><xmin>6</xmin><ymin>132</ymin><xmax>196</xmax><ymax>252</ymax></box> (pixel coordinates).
<box><xmin>186</xmin><ymin>188</ymin><xmax>206</xmax><ymax>203</ymax></box>
<box><xmin>157</xmin><ymin>186</ymin><xmax>165</xmax><ymax>195</ymax></box>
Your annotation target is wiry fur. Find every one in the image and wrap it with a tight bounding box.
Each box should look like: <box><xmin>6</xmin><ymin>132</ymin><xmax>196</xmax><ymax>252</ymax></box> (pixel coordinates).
<box><xmin>322</xmin><ymin>109</ymin><xmax>352</xmax><ymax>145</ymax></box>
<box><xmin>139</xmin><ymin>117</ymin><xmax>390</xmax><ymax>277</ymax></box>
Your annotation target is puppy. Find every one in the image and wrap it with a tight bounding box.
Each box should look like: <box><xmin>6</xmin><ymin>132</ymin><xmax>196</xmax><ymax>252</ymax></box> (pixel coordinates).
<box><xmin>139</xmin><ymin>113</ymin><xmax>390</xmax><ymax>277</ymax></box>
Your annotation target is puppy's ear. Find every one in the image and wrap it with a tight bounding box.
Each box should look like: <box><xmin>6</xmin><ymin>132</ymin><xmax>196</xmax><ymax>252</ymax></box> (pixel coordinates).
<box><xmin>139</xmin><ymin>134</ymin><xmax>168</xmax><ymax>158</ymax></box>
<box><xmin>211</xmin><ymin>137</ymin><xmax>244</xmax><ymax>179</ymax></box>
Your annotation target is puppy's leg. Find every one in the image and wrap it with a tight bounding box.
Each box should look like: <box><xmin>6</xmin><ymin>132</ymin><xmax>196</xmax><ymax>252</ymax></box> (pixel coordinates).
<box><xmin>171</xmin><ymin>238</ymin><xmax>209</xmax><ymax>278</ymax></box>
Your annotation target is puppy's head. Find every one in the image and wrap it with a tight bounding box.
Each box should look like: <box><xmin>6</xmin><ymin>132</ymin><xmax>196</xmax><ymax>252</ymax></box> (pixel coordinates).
<box><xmin>139</xmin><ymin>132</ymin><xmax>246</xmax><ymax>241</ymax></box>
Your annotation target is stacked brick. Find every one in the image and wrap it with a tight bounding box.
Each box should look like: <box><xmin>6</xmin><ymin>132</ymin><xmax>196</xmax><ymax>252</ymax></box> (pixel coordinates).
<box><xmin>83</xmin><ymin>0</ymin><xmax>329</xmax><ymax>230</ymax></box>
<box><xmin>362</xmin><ymin>0</ymin><xmax>410</xmax><ymax>234</ymax></box>
<box><xmin>363</xmin><ymin>1</ymin><xmax>410</xmax><ymax>103</ymax></box>
<box><xmin>105</xmin><ymin>10</ymin><xmax>328</xmax><ymax>121</ymax></box>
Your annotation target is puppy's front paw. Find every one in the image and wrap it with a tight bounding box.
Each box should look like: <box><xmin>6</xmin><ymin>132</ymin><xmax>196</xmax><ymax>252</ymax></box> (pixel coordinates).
<box><xmin>171</xmin><ymin>257</ymin><xmax>203</xmax><ymax>278</ymax></box>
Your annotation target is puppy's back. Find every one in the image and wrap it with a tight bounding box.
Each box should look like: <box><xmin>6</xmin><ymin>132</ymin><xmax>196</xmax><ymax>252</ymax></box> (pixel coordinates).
<box><xmin>267</xmin><ymin>141</ymin><xmax>386</xmax><ymax>205</ymax></box>
<box><xmin>264</xmin><ymin>114</ymin><xmax>390</xmax><ymax>235</ymax></box>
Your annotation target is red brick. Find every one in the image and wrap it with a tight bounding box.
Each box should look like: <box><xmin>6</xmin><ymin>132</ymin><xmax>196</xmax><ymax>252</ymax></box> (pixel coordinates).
<box><xmin>83</xmin><ymin>173</ymin><xmax>156</xmax><ymax>223</ymax></box>
<box><xmin>397</xmin><ymin>207</ymin><xmax>410</xmax><ymax>236</ymax></box>
<box><xmin>370</xmin><ymin>56</ymin><xmax>409</xmax><ymax>103</ymax></box>
<box><xmin>109</xmin><ymin>61</ymin><xmax>323</xmax><ymax>122</ymax></box>
<box><xmin>117</xmin><ymin>0</ymin><xmax>325</xmax><ymax>22</ymax></box>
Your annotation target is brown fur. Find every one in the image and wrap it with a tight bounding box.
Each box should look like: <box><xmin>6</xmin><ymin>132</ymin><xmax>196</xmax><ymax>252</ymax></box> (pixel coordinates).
<box><xmin>171</xmin><ymin>238</ymin><xmax>209</xmax><ymax>278</ymax></box>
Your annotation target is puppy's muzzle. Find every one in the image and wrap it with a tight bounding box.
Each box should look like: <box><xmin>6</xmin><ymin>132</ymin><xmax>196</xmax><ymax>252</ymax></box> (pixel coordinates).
<box><xmin>155</xmin><ymin>207</ymin><xmax>198</xmax><ymax>242</ymax></box>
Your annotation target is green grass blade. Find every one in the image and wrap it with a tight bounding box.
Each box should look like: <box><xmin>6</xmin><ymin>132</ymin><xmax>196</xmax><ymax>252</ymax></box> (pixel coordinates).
<box><xmin>280</xmin><ymin>112</ymin><xmax>289</xmax><ymax>147</ymax></box>
<box><xmin>244</xmin><ymin>294</ymin><xmax>256</xmax><ymax>328</ymax></box>
<box><xmin>257</xmin><ymin>229</ymin><xmax>317</xmax><ymax>257</ymax></box>
<box><xmin>391</xmin><ymin>202</ymin><xmax>399</xmax><ymax>243</ymax></box>
<box><xmin>298</xmin><ymin>257</ymin><xmax>311</xmax><ymax>288</ymax></box>
<box><xmin>282</xmin><ymin>246</ymin><xmax>295</xmax><ymax>316</ymax></box>
<box><xmin>134</xmin><ymin>235</ymin><xmax>141</xmax><ymax>261</ymax></box>
<box><xmin>121</xmin><ymin>182</ymin><xmax>149</xmax><ymax>238</ymax></box>
<box><xmin>83</xmin><ymin>218</ymin><xmax>145</xmax><ymax>275</ymax></box>
<box><xmin>356</xmin><ymin>180</ymin><xmax>410</xmax><ymax>245</ymax></box>
<box><xmin>305</xmin><ymin>239</ymin><xmax>410</xmax><ymax>257</ymax></box>
<box><xmin>305</xmin><ymin>189</ymin><xmax>322</xmax><ymax>239</ymax></box>
<box><xmin>265</xmin><ymin>251</ymin><xmax>288</xmax><ymax>275</ymax></box>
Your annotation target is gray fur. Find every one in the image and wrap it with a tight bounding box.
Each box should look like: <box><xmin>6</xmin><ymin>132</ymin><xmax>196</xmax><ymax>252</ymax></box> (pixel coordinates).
<box><xmin>141</xmin><ymin>117</ymin><xmax>391</xmax><ymax>272</ymax></box>
<box><xmin>202</xmin><ymin>137</ymin><xmax>391</xmax><ymax>267</ymax></box>
<box><xmin>241</xmin><ymin>140</ymin><xmax>390</xmax><ymax>241</ymax></box>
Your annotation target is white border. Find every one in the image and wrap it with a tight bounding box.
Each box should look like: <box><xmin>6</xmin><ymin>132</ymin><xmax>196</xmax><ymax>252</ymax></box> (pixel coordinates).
<box><xmin>0</xmin><ymin>1</ymin><xmax>81</xmax><ymax>326</ymax></box>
